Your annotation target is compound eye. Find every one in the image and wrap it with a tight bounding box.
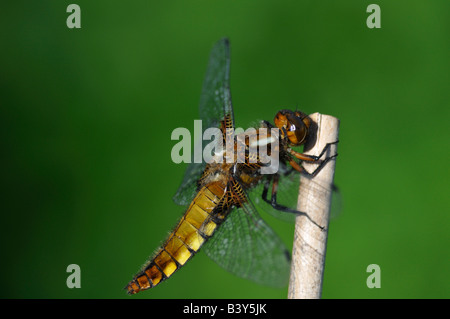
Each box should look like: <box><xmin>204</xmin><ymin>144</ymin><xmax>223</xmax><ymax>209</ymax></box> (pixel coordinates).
<box><xmin>289</xmin><ymin>124</ymin><xmax>296</xmax><ymax>132</ymax></box>
<box><xmin>286</xmin><ymin>114</ymin><xmax>307</xmax><ymax>145</ymax></box>
<box><xmin>287</xmin><ymin>116</ymin><xmax>301</xmax><ymax>132</ymax></box>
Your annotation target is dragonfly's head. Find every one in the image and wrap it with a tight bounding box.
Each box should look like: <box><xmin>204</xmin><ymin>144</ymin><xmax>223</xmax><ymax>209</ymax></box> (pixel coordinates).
<box><xmin>274</xmin><ymin>110</ymin><xmax>311</xmax><ymax>146</ymax></box>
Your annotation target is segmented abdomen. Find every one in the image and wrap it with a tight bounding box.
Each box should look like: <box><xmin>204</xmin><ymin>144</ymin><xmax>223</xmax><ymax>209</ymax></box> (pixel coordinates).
<box><xmin>125</xmin><ymin>181</ymin><xmax>226</xmax><ymax>294</ymax></box>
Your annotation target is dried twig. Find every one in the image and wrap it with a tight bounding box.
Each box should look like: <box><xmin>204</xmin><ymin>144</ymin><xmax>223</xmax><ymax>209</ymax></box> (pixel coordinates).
<box><xmin>288</xmin><ymin>113</ymin><xmax>340</xmax><ymax>299</ymax></box>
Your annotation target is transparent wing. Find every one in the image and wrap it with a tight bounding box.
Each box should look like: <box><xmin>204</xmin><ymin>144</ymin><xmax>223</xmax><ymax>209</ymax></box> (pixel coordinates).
<box><xmin>203</xmin><ymin>195</ymin><xmax>291</xmax><ymax>288</ymax></box>
<box><xmin>199</xmin><ymin>38</ymin><xmax>234</xmax><ymax>131</ymax></box>
<box><xmin>173</xmin><ymin>38</ymin><xmax>234</xmax><ymax>206</ymax></box>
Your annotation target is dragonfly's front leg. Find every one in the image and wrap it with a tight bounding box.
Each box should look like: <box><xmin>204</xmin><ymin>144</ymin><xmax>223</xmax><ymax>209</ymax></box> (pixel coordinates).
<box><xmin>289</xmin><ymin>140</ymin><xmax>339</xmax><ymax>162</ymax></box>
<box><xmin>289</xmin><ymin>140</ymin><xmax>339</xmax><ymax>177</ymax></box>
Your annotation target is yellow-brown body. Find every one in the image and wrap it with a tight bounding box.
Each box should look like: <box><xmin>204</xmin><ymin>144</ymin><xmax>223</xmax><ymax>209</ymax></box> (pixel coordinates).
<box><xmin>125</xmin><ymin>111</ymin><xmax>309</xmax><ymax>294</ymax></box>
<box><xmin>125</xmin><ymin>128</ymin><xmax>268</xmax><ymax>294</ymax></box>
<box><xmin>125</xmin><ymin>179</ymin><xmax>230</xmax><ymax>294</ymax></box>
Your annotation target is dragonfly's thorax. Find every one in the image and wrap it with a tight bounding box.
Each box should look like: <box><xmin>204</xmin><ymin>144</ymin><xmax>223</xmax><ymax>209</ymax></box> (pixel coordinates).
<box><xmin>199</xmin><ymin>162</ymin><xmax>234</xmax><ymax>187</ymax></box>
<box><xmin>235</xmin><ymin>168</ymin><xmax>263</xmax><ymax>189</ymax></box>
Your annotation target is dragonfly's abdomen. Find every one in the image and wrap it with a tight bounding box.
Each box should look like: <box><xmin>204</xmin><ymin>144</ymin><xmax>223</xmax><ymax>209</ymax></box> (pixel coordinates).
<box><xmin>125</xmin><ymin>181</ymin><xmax>226</xmax><ymax>294</ymax></box>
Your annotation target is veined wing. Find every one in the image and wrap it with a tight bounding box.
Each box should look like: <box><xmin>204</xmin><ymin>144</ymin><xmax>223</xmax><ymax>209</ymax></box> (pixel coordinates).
<box><xmin>173</xmin><ymin>38</ymin><xmax>234</xmax><ymax>206</ymax></box>
<box><xmin>199</xmin><ymin>38</ymin><xmax>234</xmax><ymax>131</ymax></box>
<box><xmin>203</xmin><ymin>192</ymin><xmax>291</xmax><ymax>288</ymax></box>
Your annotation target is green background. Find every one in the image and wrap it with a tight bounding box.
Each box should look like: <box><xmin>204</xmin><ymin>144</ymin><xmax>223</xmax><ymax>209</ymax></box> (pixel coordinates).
<box><xmin>1</xmin><ymin>0</ymin><xmax>449</xmax><ymax>299</ymax></box>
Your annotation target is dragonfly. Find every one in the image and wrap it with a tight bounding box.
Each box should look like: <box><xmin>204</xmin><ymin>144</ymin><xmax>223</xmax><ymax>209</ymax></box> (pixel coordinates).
<box><xmin>124</xmin><ymin>38</ymin><xmax>338</xmax><ymax>294</ymax></box>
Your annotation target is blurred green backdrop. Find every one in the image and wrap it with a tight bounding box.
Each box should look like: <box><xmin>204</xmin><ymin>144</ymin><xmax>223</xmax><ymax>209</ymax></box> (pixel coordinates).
<box><xmin>1</xmin><ymin>0</ymin><xmax>449</xmax><ymax>299</ymax></box>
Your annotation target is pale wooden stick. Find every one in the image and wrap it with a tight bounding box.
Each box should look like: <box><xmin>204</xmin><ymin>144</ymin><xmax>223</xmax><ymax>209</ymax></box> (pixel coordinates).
<box><xmin>287</xmin><ymin>113</ymin><xmax>339</xmax><ymax>299</ymax></box>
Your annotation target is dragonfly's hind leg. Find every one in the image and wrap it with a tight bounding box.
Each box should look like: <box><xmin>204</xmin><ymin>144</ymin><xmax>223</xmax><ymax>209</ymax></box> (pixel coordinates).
<box><xmin>262</xmin><ymin>174</ymin><xmax>325</xmax><ymax>230</ymax></box>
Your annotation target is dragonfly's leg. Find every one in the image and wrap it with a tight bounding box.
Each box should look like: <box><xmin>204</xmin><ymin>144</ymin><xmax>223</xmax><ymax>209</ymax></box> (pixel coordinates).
<box><xmin>262</xmin><ymin>174</ymin><xmax>287</xmax><ymax>212</ymax></box>
<box><xmin>261</xmin><ymin>174</ymin><xmax>325</xmax><ymax>230</ymax></box>
<box><xmin>288</xmin><ymin>159</ymin><xmax>304</xmax><ymax>173</ymax></box>
<box><xmin>290</xmin><ymin>140</ymin><xmax>339</xmax><ymax>162</ymax></box>
<box><xmin>261</xmin><ymin>175</ymin><xmax>274</xmax><ymax>205</ymax></box>
<box><xmin>301</xmin><ymin>153</ymin><xmax>338</xmax><ymax>178</ymax></box>
<box><xmin>270</xmin><ymin>173</ymin><xmax>280</xmax><ymax>204</ymax></box>
<box><xmin>261</xmin><ymin>174</ymin><xmax>279</xmax><ymax>206</ymax></box>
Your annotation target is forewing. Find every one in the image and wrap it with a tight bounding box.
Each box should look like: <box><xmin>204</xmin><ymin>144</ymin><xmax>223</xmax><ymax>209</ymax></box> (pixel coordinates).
<box><xmin>199</xmin><ymin>38</ymin><xmax>234</xmax><ymax>131</ymax></box>
<box><xmin>173</xmin><ymin>38</ymin><xmax>234</xmax><ymax>206</ymax></box>
<box><xmin>203</xmin><ymin>198</ymin><xmax>291</xmax><ymax>288</ymax></box>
